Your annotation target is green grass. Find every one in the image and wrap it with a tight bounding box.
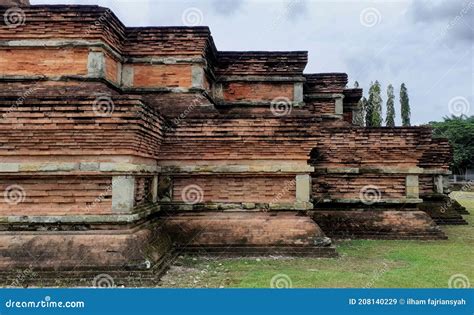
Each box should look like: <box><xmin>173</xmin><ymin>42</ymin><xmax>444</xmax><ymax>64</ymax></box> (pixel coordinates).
<box><xmin>159</xmin><ymin>192</ymin><xmax>474</xmax><ymax>288</ymax></box>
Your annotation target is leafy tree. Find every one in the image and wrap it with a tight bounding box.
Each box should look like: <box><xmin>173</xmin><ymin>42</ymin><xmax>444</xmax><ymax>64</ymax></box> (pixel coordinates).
<box><xmin>365</xmin><ymin>82</ymin><xmax>374</xmax><ymax>126</ymax></box>
<box><xmin>353</xmin><ymin>96</ymin><xmax>366</xmax><ymax>126</ymax></box>
<box><xmin>430</xmin><ymin>115</ymin><xmax>474</xmax><ymax>174</ymax></box>
<box><xmin>400</xmin><ymin>83</ymin><xmax>411</xmax><ymax>126</ymax></box>
<box><xmin>367</xmin><ymin>81</ymin><xmax>382</xmax><ymax>127</ymax></box>
<box><xmin>385</xmin><ymin>84</ymin><xmax>396</xmax><ymax>127</ymax></box>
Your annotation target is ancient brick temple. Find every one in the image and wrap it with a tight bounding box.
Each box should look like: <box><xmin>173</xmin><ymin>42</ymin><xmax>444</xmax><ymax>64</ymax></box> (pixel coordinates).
<box><xmin>0</xmin><ymin>3</ymin><xmax>466</xmax><ymax>271</ymax></box>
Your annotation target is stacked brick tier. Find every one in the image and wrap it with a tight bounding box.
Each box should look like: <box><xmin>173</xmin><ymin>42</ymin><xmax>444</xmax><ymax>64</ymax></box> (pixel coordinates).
<box><xmin>216</xmin><ymin>51</ymin><xmax>307</xmax><ymax>76</ymax></box>
<box><xmin>162</xmin><ymin>212</ymin><xmax>336</xmax><ymax>257</ymax></box>
<box><xmin>0</xmin><ymin>94</ymin><xmax>164</xmax><ymax>218</ymax></box>
<box><xmin>0</xmin><ymin>96</ymin><xmax>164</xmax><ymax>158</ymax></box>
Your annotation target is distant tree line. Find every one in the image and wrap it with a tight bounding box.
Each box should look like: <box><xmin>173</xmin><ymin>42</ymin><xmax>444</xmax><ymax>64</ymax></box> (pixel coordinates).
<box><xmin>429</xmin><ymin>115</ymin><xmax>474</xmax><ymax>175</ymax></box>
<box><xmin>353</xmin><ymin>81</ymin><xmax>411</xmax><ymax>127</ymax></box>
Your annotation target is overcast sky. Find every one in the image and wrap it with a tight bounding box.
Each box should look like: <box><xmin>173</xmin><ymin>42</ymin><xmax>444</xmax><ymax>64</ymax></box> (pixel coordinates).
<box><xmin>32</xmin><ymin>0</ymin><xmax>473</xmax><ymax>125</ymax></box>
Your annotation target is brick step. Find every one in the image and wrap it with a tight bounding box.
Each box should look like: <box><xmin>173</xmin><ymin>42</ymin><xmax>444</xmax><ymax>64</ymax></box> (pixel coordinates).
<box><xmin>328</xmin><ymin>232</ymin><xmax>448</xmax><ymax>240</ymax></box>
<box><xmin>433</xmin><ymin>218</ymin><xmax>469</xmax><ymax>225</ymax></box>
<box><xmin>176</xmin><ymin>246</ymin><xmax>338</xmax><ymax>258</ymax></box>
<box><xmin>0</xmin><ymin>264</ymin><xmax>170</xmax><ymax>288</ymax></box>
<box><xmin>455</xmin><ymin>208</ymin><xmax>470</xmax><ymax>215</ymax></box>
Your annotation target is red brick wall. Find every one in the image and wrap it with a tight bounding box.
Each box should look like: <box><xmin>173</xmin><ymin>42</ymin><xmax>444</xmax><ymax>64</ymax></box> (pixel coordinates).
<box><xmin>135</xmin><ymin>176</ymin><xmax>153</xmax><ymax>205</ymax></box>
<box><xmin>312</xmin><ymin>174</ymin><xmax>406</xmax><ymax>200</ymax></box>
<box><xmin>222</xmin><ymin>82</ymin><xmax>293</xmax><ymax>102</ymax></box>
<box><xmin>133</xmin><ymin>64</ymin><xmax>192</xmax><ymax>88</ymax></box>
<box><xmin>104</xmin><ymin>52</ymin><xmax>120</xmax><ymax>84</ymax></box>
<box><xmin>307</xmin><ymin>100</ymin><xmax>335</xmax><ymax>115</ymax></box>
<box><xmin>0</xmin><ymin>176</ymin><xmax>112</xmax><ymax>216</ymax></box>
<box><xmin>172</xmin><ymin>176</ymin><xmax>296</xmax><ymax>203</ymax></box>
<box><xmin>0</xmin><ymin>48</ymin><xmax>89</xmax><ymax>77</ymax></box>
<box><xmin>163</xmin><ymin>212</ymin><xmax>323</xmax><ymax>246</ymax></box>
<box><xmin>419</xmin><ymin>175</ymin><xmax>435</xmax><ymax>196</ymax></box>
<box><xmin>0</xmin><ymin>97</ymin><xmax>164</xmax><ymax>158</ymax></box>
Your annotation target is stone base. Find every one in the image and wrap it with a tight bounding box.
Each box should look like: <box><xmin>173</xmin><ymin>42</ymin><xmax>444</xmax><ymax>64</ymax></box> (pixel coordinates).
<box><xmin>179</xmin><ymin>245</ymin><xmax>337</xmax><ymax>257</ymax></box>
<box><xmin>0</xmin><ymin>223</ymin><xmax>172</xmax><ymax>271</ymax></box>
<box><xmin>451</xmin><ymin>199</ymin><xmax>470</xmax><ymax>215</ymax></box>
<box><xmin>161</xmin><ymin>211</ymin><xmax>336</xmax><ymax>256</ymax></box>
<box><xmin>310</xmin><ymin>210</ymin><xmax>447</xmax><ymax>240</ymax></box>
<box><xmin>418</xmin><ymin>195</ymin><xmax>468</xmax><ymax>225</ymax></box>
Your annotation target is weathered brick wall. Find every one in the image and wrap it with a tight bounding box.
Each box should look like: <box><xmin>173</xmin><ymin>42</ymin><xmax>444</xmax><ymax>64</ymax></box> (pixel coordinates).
<box><xmin>172</xmin><ymin>176</ymin><xmax>296</xmax><ymax>203</ymax></box>
<box><xmin>306</xmin><ymin>99</ymin><xmax>337</xmax><ymax>115</ymax></box>
<box><xmin>134</xmin><ymin>176</ymin><xmax>154</xmax><ymax>205</ymax></box>
<box><xmin>221</xmin><ymin>82</ymin><xmax>294</xmax><ymax>103</ymax></box>
<box><xmin>133</xmin><ymin>64</ymin><xmax>192</xmax><ymax>88</ymax></box>
<box><xmin>314</xmin><ymin>127</ymin><xmax>440</xmax><ymax>168</ymax></box>
<box><xmin>0</xmin><ymin>6</ymin><xmax>125</xmax><ymax>51</ymax></box>
<box><xmin>0</xmin><ymin>176</ymin><xmax>112</xmax><ymax>216</ymax></box>
<box><xmin>312</xmin><ymin>174</ymin><xmax>406</xmax><ymax>201</ymax></box>
<box><xmin>162</xmin><ymin>212</ymin><xmax>325</xmax><ymax>246</ymax></box>
<box><xmin>159</xmin><ymin>116</ymin><xmax>319</xmax><ymax>162</ymax></box>
<box><xmin>104</xmin><ymin>52</ymin><xmax>120</xmax><ymax>84</ymax></box>
<box><xmin>0</xmin><ymin>48</ymin><xmax>89</xmax><ymax>76</ymax></box>
<box><xmin>216</xmin><ymin>51</ymin><xmax>307</xmax><ymax>76</ymax></box>
<box><xmin>0</xmin><ymin>96</ymin><xmax>164</xmax><ymax>159</ymax></box>
<box><xmin>419</xmin><ymin>175</ymin><xmax>435</xmax><ymax>195</ymax></box>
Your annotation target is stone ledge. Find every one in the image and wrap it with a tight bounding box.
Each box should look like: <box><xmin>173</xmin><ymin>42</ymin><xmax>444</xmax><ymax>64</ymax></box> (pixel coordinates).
<box><xmin>160</xmin><ymin>202</ymin><xmax>313</xmax><ymax>211</ymax></box>
<box><xmin>0</xmin><ymin>204</ymin><xmax>159</xmax><ymax>225</ymax></box>
<box><xmin>176</xmin><ymin>246</ymin><xmax>337</xmax><ymax>258</ymax></box>
<box><xmin>216</xmin><ymin>75</ymin><xmax>306</xmax><ymax>82</ymax></box>
<box><xmin>0</xmin><ymin>162</ymin><xmax>160</xmax><ymax>174</ymax></box>
<box><xmin>215</xmin><ymin>100</ymin><xmax>306</xmax><ymax>107</ymax></box>
<box><xmin>313</xmin><ymin>167</ymin><xmax>449</xmax><ymax>175</ymax></box>
<box><xmin>304</xmin><ymin>93</ymin><xmax>344</xmax><ymax>100</ymax></box>
<box><xmin>160</xmin><ymin>164</ymin><xmax>314</xmax><ymax>174</ymax></box>
<box><xmin>320</xmin><ymin>198</ymin><xmax>423</xmax><ymax>204</ymax></box>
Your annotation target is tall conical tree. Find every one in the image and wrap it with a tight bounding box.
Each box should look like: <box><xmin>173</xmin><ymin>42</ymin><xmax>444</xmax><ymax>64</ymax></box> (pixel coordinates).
<box><xmin>385</xmin><ymin>84</ymin><xmax>396</xmax><ymax>127</ymax></box>
<box><xmin>369</xmin><ymin>81</ymin><xmax>383</xmax><ymax>127</ymax></box>
<box><xmin>365</xmin><ymin>82</ymin><xmax>375</xmax><ymax>127</ymax></box>
<box><xmin>353</xmin><ymin>96</ymin><xmax>366</xmax><ymax>127</ymax></box>
<box><xmin>400</xmin><ymin>83</ymin><xmax>411</xmax><ymax>126</ymax></box>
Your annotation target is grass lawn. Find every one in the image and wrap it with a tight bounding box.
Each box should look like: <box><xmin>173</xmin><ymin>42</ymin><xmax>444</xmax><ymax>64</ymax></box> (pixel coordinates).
<box><xmin>159</xmin><ymin>191</ymin><xmax>474</xmax><ymax>288</ymax></box>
